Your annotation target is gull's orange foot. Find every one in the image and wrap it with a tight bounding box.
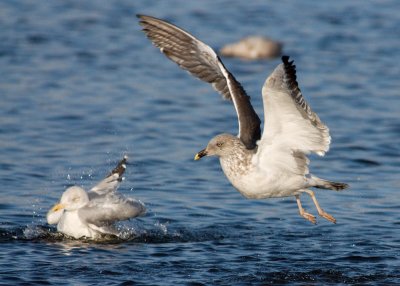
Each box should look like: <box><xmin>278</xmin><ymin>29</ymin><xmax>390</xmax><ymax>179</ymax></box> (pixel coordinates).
<box><xmin>299</xmin><ymin>209</ymin><xmax>317</xmax><ymax>224</ymax></box>
<box><xmin>318</xmin><ymin>210</ymin><xmax>336</xmax><ymax>224</ymax></box>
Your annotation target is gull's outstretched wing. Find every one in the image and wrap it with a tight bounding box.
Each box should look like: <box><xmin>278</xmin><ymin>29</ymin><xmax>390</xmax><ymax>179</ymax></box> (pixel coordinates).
<box><xmin>78</xmin><ymin>196</ymin><xmax>145</xmax><ymax>226</ymax></box>
<box><xmin>88</xmin><ymin>155</ymin><xmax>128</xmax><ymax>197</ymax></box>
<box><xmin>138</xmin><ymin>14</ymin><xmax>261</xmax><ymax>149</ymax></box>
<box><xmin>257</xmin><ymin>56</ymin><xmax>331</xmax><ymax>175</ymax></box>
<box><xmin>260</xmin><ymin>56</ymin><xmax>330</xmax><ymax>155</ymax></box>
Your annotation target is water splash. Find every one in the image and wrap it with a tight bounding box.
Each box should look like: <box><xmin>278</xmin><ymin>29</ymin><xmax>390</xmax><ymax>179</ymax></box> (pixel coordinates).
<box><xmin>0</xmin><ymin>221</ymin><xmax>227</xmax><ymax>244</ymax></box>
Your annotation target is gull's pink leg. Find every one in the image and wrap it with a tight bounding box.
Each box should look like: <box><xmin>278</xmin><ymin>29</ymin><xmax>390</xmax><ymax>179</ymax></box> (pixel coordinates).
<box><xmin>302</xmin><ymin>189</ymin><xmax>336</xmax><ymax>224</ymax></box>
<box><xmin>296</xmin><ymin>195</ymin><xmax>316</xmax><ymax>224</ymax></box>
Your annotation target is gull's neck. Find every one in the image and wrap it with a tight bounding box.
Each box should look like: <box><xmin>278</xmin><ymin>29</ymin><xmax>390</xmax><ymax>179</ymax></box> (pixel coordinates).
<box><xmin>219</xmin><ymin>142</ymin><xmax>254</xmax><ymax>178</ymax></box>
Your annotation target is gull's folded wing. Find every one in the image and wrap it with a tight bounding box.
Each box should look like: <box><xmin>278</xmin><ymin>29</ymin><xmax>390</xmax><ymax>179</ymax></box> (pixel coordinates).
<box><xmin>79</xmin><ymin>197</ymin><xmax>145</xmax><ymax>226</ymax></box>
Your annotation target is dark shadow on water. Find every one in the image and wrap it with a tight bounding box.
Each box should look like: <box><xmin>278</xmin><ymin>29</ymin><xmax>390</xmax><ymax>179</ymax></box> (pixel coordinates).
<box><xmin>0</xmin><ymin>223</ymin><xmax>227</xmax><ymax>245</ymax></box>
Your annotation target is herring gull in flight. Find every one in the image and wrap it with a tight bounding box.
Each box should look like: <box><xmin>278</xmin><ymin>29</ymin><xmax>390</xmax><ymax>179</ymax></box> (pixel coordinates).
<box><xmin>47</xmin><ymin>156</ymin><xmax>145</xmax><ymax>238</ymax></box>
<box><xmin>138</xmin><ymin>15</ymin><xmax>348</xmax><ymax>224</ymax></box>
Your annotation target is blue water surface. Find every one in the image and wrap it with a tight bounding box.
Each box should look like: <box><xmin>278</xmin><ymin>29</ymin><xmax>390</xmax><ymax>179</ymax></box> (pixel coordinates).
<box><xmin>1</xmin><ymin>0</ymin><xmax>399</xmax><ymax>285</ymax></box>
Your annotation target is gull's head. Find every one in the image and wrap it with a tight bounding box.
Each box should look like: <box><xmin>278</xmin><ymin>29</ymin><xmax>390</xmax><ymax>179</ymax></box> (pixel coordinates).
<box><xmin>194</xmin><ymin>133</ymin><xmax>241</xmax><ymax>160</ymax></box>
<box><xmin>51</xmin><ymin>186</ymin><xmax>89</xmax><ymax>212</ymax></box>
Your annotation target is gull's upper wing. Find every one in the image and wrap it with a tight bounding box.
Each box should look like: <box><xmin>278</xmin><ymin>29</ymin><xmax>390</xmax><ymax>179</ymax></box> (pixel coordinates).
<box><xmin>138</xmin><ymin>14</ymin><xmax>261</xmax><ymax>149</ymax></box>
<box><xmin>256</xmin><ymin>56</ymin><xmax>330</xmax><ymax>177</ymax></box>
<box><xmin>82</xmin><ymin>155</ymin><xmax>145</xmax><ymax>226</ymax></box>
<box><xmin>78</xmin><ymin>196</ymin><xmax>145</xmax><ymax>226</ymax></box>
<box><xmin>259</xmin><ymin>56</ymin><xmax>330</xmax><ymax>155</ymax></box>
<box><xmin>88</xmin><ymin>156</ymin><xmax>128</xmax><ymax>198</ymax></box>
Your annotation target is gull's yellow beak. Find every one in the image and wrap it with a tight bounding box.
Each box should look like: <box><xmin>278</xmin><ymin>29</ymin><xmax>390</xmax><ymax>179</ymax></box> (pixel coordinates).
<box><xmin>51</xmin><ymin>203</ymin><xmax>65</xmax><ymax>212</ymax></box>
<box><xmin>194</xmin><ymin>149</ymin><xmax>207</xmax><ymax>161</ymax></box>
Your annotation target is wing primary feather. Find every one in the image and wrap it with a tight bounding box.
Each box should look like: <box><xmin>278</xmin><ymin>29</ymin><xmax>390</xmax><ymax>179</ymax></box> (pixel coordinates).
<box><xmin>281</xmin><ymin>56</ymin><xmax>330</xmax><ymax>134</ymax></box>
<box><xmin>107</xmin><ymin>155</ymin><xmax>128</xmax><ymax>181</ymax></box>
<box><xmin>138</xmin><ymin>14</ymin><xmax>233</xmax><ymax>101</ymax></box>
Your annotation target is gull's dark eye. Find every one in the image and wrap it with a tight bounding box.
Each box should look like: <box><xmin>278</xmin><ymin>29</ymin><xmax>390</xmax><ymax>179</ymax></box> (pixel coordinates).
<box><xmin>216</xmin><ymin>142</ymin><xmax>223</xmax><ymax>147</ymax></box>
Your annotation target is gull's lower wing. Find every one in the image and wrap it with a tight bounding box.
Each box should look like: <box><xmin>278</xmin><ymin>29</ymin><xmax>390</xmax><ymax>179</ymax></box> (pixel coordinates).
<box><xmin>138</xmin><ymin>14</ymin><xmax>261</xmax><ymax>149</ymax></box>
<box><xmin>259</xmin><ymin>56</ymin><xmax>331</xmax><ymax>156</ymax></box>
<box><xmin>79</xmin><ymin>197</ymin><xmax>145</xmax><ymax>226</ymax></box>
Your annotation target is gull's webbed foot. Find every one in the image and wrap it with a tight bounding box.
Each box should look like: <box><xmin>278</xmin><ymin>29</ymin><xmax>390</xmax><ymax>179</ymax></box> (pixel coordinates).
<box><xmin>317</xmin><ymin>209</ymin><xmax>336</xmax><ymax>224</ymax></box>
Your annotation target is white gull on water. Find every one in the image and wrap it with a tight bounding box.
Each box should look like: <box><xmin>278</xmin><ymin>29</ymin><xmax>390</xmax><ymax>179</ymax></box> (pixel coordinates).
<box><xmin>138</xmin><ymin>15</ymin><xmax>348</xmax><ymax>224</ymax></box>
<box><xmin>47</xmin><ymin>156</ymin><xmax>145</xmax><ymax>239</ymax></box>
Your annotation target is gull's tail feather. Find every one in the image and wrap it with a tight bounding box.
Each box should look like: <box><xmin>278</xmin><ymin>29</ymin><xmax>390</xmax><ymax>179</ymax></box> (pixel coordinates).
<box><xmin>311</xmin><ymin>176</ymin><xmax>349</xmax><ymax>191</ymax></box>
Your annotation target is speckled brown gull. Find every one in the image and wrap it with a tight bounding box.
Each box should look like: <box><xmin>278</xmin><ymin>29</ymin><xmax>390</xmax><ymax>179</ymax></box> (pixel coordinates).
<box><xmin>46</xmin><ymin>156</ymin><xmax>145</xmax><ymax>239</ymax></box>
<box><xmin>138</xmin><ymin>15</ymin><xmax>348</xmax><ymax>224</ymax></box>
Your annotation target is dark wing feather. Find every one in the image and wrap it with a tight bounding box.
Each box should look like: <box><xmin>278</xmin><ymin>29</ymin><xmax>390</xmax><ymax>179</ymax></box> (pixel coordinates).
<box><xmin>281</xmin><ymin>56</ymin><xmax>328</xmax><ymax>132</ymax></box>
<box><xmin>107</xmin><ymin>155</ymin><xmax>128</xmax><ymax>180</ymax></box>
<box><xmin>139</xmin><ymin>15</ymin><xmax>231</xmax><ymax>99</ymax></box>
